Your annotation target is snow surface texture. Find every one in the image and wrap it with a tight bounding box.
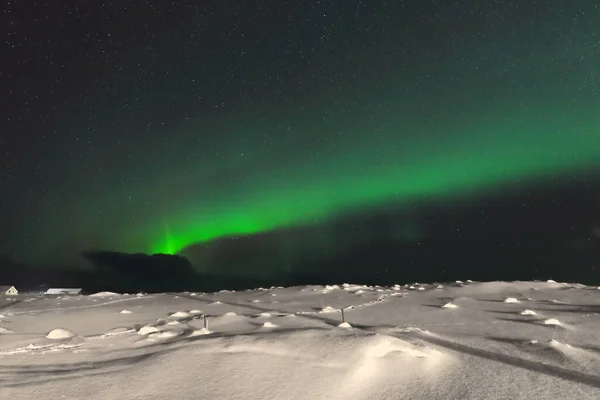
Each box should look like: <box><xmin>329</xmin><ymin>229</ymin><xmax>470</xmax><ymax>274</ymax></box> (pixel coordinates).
<box><xmin>0</xmin><ymin>281</ymin><xmax>599</xmax><ymax>399</ymax></box>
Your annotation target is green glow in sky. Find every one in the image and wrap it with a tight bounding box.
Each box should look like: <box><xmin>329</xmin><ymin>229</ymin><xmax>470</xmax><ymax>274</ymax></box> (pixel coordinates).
<box><xmin>150</xmin><ymin>105</ymin><xmax>599</xmax><ymax>255</ymax></box>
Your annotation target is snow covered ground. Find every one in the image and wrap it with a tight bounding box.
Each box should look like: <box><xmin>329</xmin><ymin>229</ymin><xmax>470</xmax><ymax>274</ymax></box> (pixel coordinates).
<box><xmin>1</xmin><ymin>281</ymin><xmax>599</xmax><ymax>399</ymax></box>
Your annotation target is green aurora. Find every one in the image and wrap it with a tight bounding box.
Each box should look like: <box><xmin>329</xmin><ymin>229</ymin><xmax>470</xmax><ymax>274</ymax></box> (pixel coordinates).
<box><xmin>12</xmin><ymin>1</ymin><xmax>599</xmax><ymax>264</ymax></box>
<box><xmin>150</xmin><ymin>103</ymin><xmax>600</xmax><ymax>255</ymax></box>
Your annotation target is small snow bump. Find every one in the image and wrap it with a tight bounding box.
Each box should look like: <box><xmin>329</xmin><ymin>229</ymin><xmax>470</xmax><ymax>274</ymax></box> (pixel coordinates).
<box><xmin>547</xmin><ymin>280</ymin><xmax>556</xmax><ymax>283</ymax></box>
<box><xmin>337</xmin><ymin>322</ymin><xmax>352</xmax><ymax>328</ymax></box>
<box><xmin>138</xmin><ymin>325</ymin><xmax>160</xmax><ymax>335</ymax></box>
<box><xmin>320</xmin><ymin>306</ymin><xmax>337</xmax><ymax>313</ymax></box>
<box><xmin>442</xmin><ymin>302</ymin><xmax>458</xmax><ymax>309</ymax></box>
<box><xmin>520</xmin><ymin>309</ymin><xmax>537</xmax><ymax>316</ymax></box>
<box><xmin>90</xmin><ymin>291</ymin><xmax>119</xmax><ymax>298</ymax></box>
<box><xmin>189</xmin><ymin>309</ymin><xmax>203</xmax><ymax>315</ymax></box>
<box><xmin>120</xmin><ymin>310</ymin><xmax>133</xmax><ymax>314</ymax></box>
<box><xmin>46</xmin><ymin>328</ymin><xmax>76</xmax><ymax>340</ymax></box>
<box><xmin>0</xmin><ymin>327</ymin><xmax>14</xmax><ymax>334</ymax></box>
<box><xmin>224</xmin><ymin>312</ymin><xmax>237</xmax><ymax>317</ymax></box>
<box><xmin>148</xmin><ymin>330</ymin><xmax>180</xmax><ymax>340</ymax></box>
<box><xmin>504</xmin><ymin>297</ymin><xmax>520</xmax><ymax>304</ymax></box>
<box><xmin>262</xmin><ymin>322</ymin><xmax>277</xmax><ymax>328</ymax></box>
<box><xmin>543</xmin><ymin>318</ymin><xmax>562</xmax><ymax>326</ymax></box>
<box><xmin>436</xmin><ymin>285</ymin><xmax>444</xmax><ymax>289</ymax></box>
<box><xmin>190</xmin><ymin>328</ymin><xmax>211</xmax><ymax>336</ymax></box>
<box><xmin>258</xmin><ymin>312</ymin><xmax>272</xmax><ymax>318</ymax></box>
<box><xmin>169</xmin><ymin>311</ymin><xmax>192</xmax><ymax>318</ymax></box>
<box><xmin>417</xmin><ymin>287</ymin><xmax>425</xmax><ymax>291</ymax></box>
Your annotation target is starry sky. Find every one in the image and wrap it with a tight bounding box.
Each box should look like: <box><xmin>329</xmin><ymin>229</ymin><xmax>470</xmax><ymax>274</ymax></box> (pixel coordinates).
<box><xmin>2</xmin><ymin>1</ymin><xmax>600</xmax><ymax>276</ymax></box>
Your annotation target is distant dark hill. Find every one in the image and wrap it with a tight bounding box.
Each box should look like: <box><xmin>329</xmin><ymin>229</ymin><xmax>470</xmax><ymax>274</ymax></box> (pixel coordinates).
<box><xmin>178</xmin><ymin>178</ymin><xmax>600</xmax><ymax>286</ymax></box>
<box><xmin>81</xmin><ymin>251</ymin><xmax>197</xmax><ymax>293</ymax></box>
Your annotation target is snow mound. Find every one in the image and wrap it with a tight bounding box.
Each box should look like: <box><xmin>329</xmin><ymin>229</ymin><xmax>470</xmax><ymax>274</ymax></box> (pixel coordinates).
<box><xmin>120</xmin><ymin>310</ymin><xmax>133</xmax><ymax>314</ymax></box>
<box><xmin>138</xmin><ymin>325</ymin><xmax>160</xmax><ymax>335</ymax></box>
<box><xmin>547</xmin><ymin>280</ymin><xmax>557</xmax><ymax>283</ymax></box>
<box><xmin>418</xmin><ymin>287</ymin><xmax>426</xmax><ymax>291</ymax></box>
<box><xmin>211</xmin><ymin>301</ymin><xmax>222</xmax><ymax>305</ymax></box>
<box><xmin>90</xmin><ymin>291</ymin><xmax>119</xmax><ymax>297</ymax></box>
<box><xmin>169</xmin><ymin>311</ymin><xmax>192</xmax><ymax>318</ymax></box>
<box><xmin>258</xmin><ymin>312</ymin><xmax>272</xmax><ymax>318</ymax></box>
<box><xmin>320</xmin><ymin>306</ymin><xmax>338</xmax><ymax>313</ymax></box>
<box><xmin>262</xmin><ymin>322</ymin><xmax>277</xmax><ymax>328</ymax></box>
<box><xmin>436</xmin><ymin>285</ymin><xmax>444</xmax><ymax>289</ymax></box>
<box><xmin>504</xmin><ymin>297</ymin><xmax>520</xmax><ymax>304</ymax></box>
<box><xmin>543</xmin><ymin>318</ymin><xmax>562</xmax><ymax>326</ymax></box>
<box><xmin>224</xmin><ymin>312</ymin><xmax>237</xmax><ymax>317</ymax></box>
<box><xmin>251</xmin><ymin>299</ymin><xmax>261</xmax><ymax>303</ymax></box>
<box><xmin>46</xmin><ymin>328</ymin><xmax>76</xmax><ymax>340</ymax></box>
<box><xmin>0</xmin><ymin>314</ymin><xmax>5</xmax><ymax>319</ymax></box>
<box><xmin>189</xmin><ymin>309</ymin><xmax>203</xmax><ymax>315</ymax></box>
<box><xmin>167</xmin><ymin>321</ymin><xmax>186</xmax><ymax>326</ymax></box>
<box><xmin>361</xmin><ymin>334</ymin><xmax>442</xmax><ymax>360</ymax></box>
<box><xmin>520</xmin><ymin>309</ymin><xmax>537</xmax><ymax>316</ymax></box>
<box><xmin>0</xmin><ymin>327</ymin><xmax>14</xmax><ymax>334</ymax></box>
<box><xmin>190</xmin><ymin>328</ymin><xmax>211</xmax><ymax>336</ymax></box>
<box><xmin>148</xmin><ymin>330</ymin><xmax>181</xmax><ymax>340</ymax></box>
<box><xmin>442</xmin><ymin>302</ymin><xmax>458</xmax><ymax>309</ymax></box>
<box><xmin>338</xmin><ymin>322</ymin><xmax>352</xmax><ymax>328</ymax></box>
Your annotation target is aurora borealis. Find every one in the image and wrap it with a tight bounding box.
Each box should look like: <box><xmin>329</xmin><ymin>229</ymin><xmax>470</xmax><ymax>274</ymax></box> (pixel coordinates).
<box><xmin>2</xmin><ymin>0</ymin><xmax>600</xmax><ymax>279</ymax></box>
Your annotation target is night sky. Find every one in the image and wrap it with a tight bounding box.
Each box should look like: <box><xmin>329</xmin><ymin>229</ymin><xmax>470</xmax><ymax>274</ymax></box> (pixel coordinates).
<box><xmin>2</xmin><ymin>1</ymin><xmax>600</xmax><ymax>288</ymax></box>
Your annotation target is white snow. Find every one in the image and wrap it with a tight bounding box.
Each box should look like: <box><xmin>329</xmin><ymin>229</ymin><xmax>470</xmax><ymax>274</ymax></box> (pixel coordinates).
<box><xmin>520</xmin><ymin>309</ymin><xmax>537</xmax><ymax>316</ymax></box>
<box><xmin>46</xmin><ymin>328</ymin><xmax>76</xmax><ymax>339</ymax></box>
<box><xmin>169</xmin><ymin>311</ymin><xmax>192</xmax><ymax>318</ymax></box>
<box><xmin>120</xmin><ymin>309</ymin><xmax>133</xmax><ymax>314</ymax></box>
<box><xmin>503</xmin><ymin>297</ymin><xmax>520</xmax><ymax>304</ymax></box>
<box><xmin>0</xmin><ymin>280</ymin><xmax>598</xmax><ymax>399</ymax></box>
<box><xmin>189</xmin><ymin>328</ymin><xmax>211</xmax><ymax>336</ymax></box>
<box><xmin>138</xmin><ymin>325</ymin><xmax>160</xmax><ymax>335</ymax></box>
<box><xmin>543</xmin><ymin>318</ymin><xmax>562</xmax><ymax>326</ymax></box>
<box><xmin>442</xmin><ymin>302</ymin><xmax>458</xmax><ymax>309</ymax></box>
<box><xmin>90</xmin><ymin>291</ymin><xmax>119</xmax><ymax>297</ymax></box>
